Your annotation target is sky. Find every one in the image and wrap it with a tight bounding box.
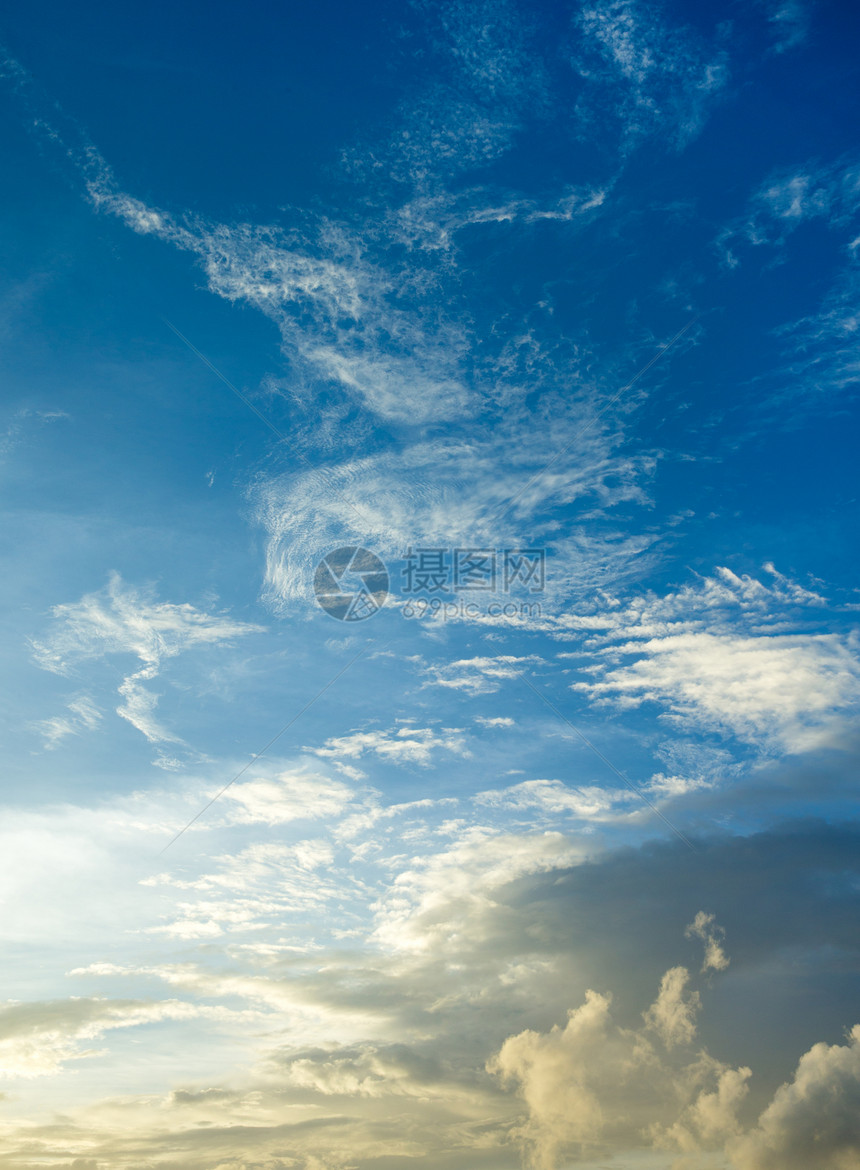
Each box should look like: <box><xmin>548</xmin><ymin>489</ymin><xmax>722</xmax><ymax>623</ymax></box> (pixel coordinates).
<box><xmin>0</xmin><ymin>0</ymin><xmax>859</xmax><ymax>1167</ymax></box>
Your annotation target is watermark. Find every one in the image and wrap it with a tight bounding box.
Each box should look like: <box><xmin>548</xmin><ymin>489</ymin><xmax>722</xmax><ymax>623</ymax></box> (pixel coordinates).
<box><xmin>313</xmin><ymin>547</ymin><xmax>390</xmax><ymax>622</ymax></box>
<box><xmin>402</xmin><ymin>597</ymin><xmax>543</xmax><ymax>621</ymax></box>
<box><xmin>402</xmin><ymin>547</ymin><xmax>545</xmax><ymax>595</ymax></box>
<box><xmin>313</xmin><ymin>546</ymin><xmax>546</xmax><ymax>622</ymax></box>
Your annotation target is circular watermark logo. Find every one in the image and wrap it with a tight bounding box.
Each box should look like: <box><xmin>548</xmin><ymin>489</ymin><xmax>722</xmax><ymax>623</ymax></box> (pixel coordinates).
<box><xmin>313</xmin><ymin>547</ymin><xmax>389</xmax><ymax>621</ymax></box>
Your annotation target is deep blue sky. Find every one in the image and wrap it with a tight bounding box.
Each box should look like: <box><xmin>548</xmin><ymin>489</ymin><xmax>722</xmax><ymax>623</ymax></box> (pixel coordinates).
<box><xmin>1</xmin><ymin>2</ymin><xmax>859</xmax><ymax>1168</ymax></box>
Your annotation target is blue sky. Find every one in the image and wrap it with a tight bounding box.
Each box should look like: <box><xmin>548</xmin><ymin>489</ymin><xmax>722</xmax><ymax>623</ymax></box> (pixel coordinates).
<box><xmin>1</xmin><ymin>1</ymin><xmax>860</xmax><ymax>1167</ymax></box>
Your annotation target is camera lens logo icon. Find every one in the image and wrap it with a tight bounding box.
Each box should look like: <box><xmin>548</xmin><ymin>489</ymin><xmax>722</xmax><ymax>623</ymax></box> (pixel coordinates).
<box><xmin>313</xmin><ymin>547</ymin><xmax>389</xmax><ymax>622</ymax></box>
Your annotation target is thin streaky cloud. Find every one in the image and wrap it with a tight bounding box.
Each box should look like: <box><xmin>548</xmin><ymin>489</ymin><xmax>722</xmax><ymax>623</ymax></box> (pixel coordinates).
<box><xmin>159</xmin><ymin>640</ymin><xmax>388</xmax><ymax>854</ymax></box>
<box><xmin>514</xmin><ymin>669</ymin><xmax>697</xmax><ymax>851</ymax></box>
<box><xmin>490</xmin><ymin>315</ymin><xmax>699</xmax><ymax>526</ymax></box>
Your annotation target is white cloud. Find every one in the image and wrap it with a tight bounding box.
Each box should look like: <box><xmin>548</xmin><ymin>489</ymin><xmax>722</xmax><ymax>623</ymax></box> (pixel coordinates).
<box><xmin>32</xmin><ymin>693</ymin><xmax>102</xmax><ymax>750</ymax></box>
<box><xmin>219</xmin><ymin>764</ymin><xmax>354</xmax><ymax>826</ymax></box>
<box><xmin>476</xmin><ymin>778</ymin><xmax>625</xmax><ymax>820</ymax></box>
<box><xmin>719</xmin><ymin>157</ymin><xmax>860</xmax><ymax>263</ymax></box>
<box><xmin>771</xmin><ymin>263</ymin><xmax>860</xmax><ymax>403</ymax></box>
<box><xmin>0</xmin><ymin>996</ymin><xmax>253</xmax><ymax>1079</ymax></box>
<box><xmin>31</xmin><ymin>574</ymin><xmax>261</xmax><ymax>751</ymax></box>
<box><xmin>311</xmin><ymin>725</ymin><xmax>470</xmax><ymax>767</ymax></box>
<box><xmin>254</xmin><ymin>416</ymin><xmax>655</xmax><ymax>613</ymax></box>
<box><xmin>759</xmin><ymin>0</ymin><xmax>811</xmax><ymax>54</ymax></box>
<box><xmin>427</xmin><ymin>655</ymin><xmax>544</xmax><ymax>695</ymax></box>
<box><xmin>575</xmin><ymin>629</ymin><xmax>860</xmax><ymax>752</ymax></box>
<box><xmin>371</xmin><ymin>830</ymin><xmax>585</xmax><ymax>954</ymax></box>
<box><xmin>566</xmin><ymin>566</ymin><xmax>860</xmax><ymax>753</ymax></box>
<box><xmin>573</xmin><ymin>0</ymin><xmax>728</xmax><ymax>152</ymax></box>
<box><xmin>642</xmin><ymin>965</ymin><xmax>700</xmax><ymax>1048</ymax></box>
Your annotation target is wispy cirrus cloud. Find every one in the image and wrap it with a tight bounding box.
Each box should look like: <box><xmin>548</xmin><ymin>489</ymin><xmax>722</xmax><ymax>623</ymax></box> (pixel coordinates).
<box><xmin>719</xmin><ymin>156</ymin><xmax>860</xmax><ymax>264</ymax></box>
<box><xmin>426</xmin><ymin>654</ymin><xmax>544</xmax><ymax>695</ymax></box>
<box><xmin>31</xmin><ymin>573</ymin><xmax>262</xmax><ymax>758</ymax></box>
<box><xmin>572</xmin><ymin>0</ymin><xmax>729</xmax><ymax>153</ymax></box>
<box><xmin>32</xmin><ymin>693</ymin><xmax>102</xmax><ymax>750</ymax></box>
<box><xmin>0</xmin><ymin>995</ymin><xmax>256</xmax><ymax>1079</ymax></box>
<box><xmin>758</xmin><ymin>0</ymin><xmax>812</xmax><ymax>55</ymax></box>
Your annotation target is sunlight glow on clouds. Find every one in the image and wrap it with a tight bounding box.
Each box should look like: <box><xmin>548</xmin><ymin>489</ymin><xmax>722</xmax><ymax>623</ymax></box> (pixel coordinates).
<box><xmin>0</xmin><ymin>0</ymin><xmax>857</xmax><ymax>1165</ymax></box>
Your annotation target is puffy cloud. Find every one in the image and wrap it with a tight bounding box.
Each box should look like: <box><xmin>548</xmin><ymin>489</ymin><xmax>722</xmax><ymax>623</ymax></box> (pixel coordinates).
<box><xmin>642</xmin><ymin>965</ymin><xmax>700</xmax><ymax>1048</ymax></box>
<box><xmin>729</xmin><ymin>1025</ymin><xmax>860</xmax><ymax>1170</ymax></box>
<box><xmin>686</xmin><ymin>910</ymin><xmax>730</xmax><ymax>973</ymax></box>
<box><xmin>489</xmin><ymin>943</ymin><xmax>748</xmax><ymax>1170</ymax></box>
<box><xmin>371</xmin><ymin>830</ymin><xmax>585</xmax><ymax>955</ymax></box>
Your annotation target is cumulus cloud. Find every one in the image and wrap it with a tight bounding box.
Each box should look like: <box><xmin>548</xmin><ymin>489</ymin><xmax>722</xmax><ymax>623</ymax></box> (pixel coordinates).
<box><xmin>489</xmin><ymin>938</ymin><xmax>749</xmax><ymax>1170</ymax></box>
<box><xmin>729</xmin><ymin>1025</ymin><xmax>860</xmax><ymax>1170</ymax></box>
<box><xmin>686</xmin><ymin>910</ymin><xmax>730</xmax><ymax>973</ymax></box>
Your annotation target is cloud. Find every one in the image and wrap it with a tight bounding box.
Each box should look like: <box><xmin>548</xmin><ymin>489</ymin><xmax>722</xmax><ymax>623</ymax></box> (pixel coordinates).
<box><xmin>31</xmin><ymin>574</ymin><xmax>262</xmax><ymax>752</ymax></box>
<box><xmin>85</xmin><ymin>179</ymin><xmax>477</xmax><ymax>426</ymax></box>
<box><xmin>254</xmin><ymin>425</ymin><xmax>657</xmax><ymax>612</ymax></box>
<box><xmin>0</xmin><ymin>406</ymin><xmax>68</xmax><ymax>461</ymax></box>
<box><xmin>32</xmin><ymin>693</ymin><xmax>102</xmax><ymax>750</ymax></box>
<box><xmin>371</xmin><ymin>829</ymin><xmax>586</xmax><ymax>955</ymax></box>
<box><xmin>476</xmin><ymin>778</ymin><xmax>626</xmax><ymax>820</ymax></box>
<box><xmin>489</xmin><ymin>936</ymin><xmax>749</xmax><ymax>1170</ymax></box>
<box><xmin>565</xmin><ymin>566</ymin><xmax>860</xmax><ymax>753</ymax></box>
<box><xmin>0</xmin><ymin>996</ymin><xmax>251</xmax><ymax>1079</ymax></box>
<box><xmin>719</xmin><ymin>157</ymin><xmax>860</xmax><ymax>263</ymax></box>
<box><xmin>758</xmin><ymin>0</ymin><xmax>811</xmax><ymax>54</ymax></box>
<box><xmin>311</xmin><ymin>725</ymin><xmax>470</xmax><ymax>767</ymax></box>
<box><xmin>729</xmin><ymin>1025</ymin><xmax>860</xmax><ymax>1170</ymax></box>
<box><xmin>427</xmin><ymin>655</ymin><xmax>544</xmax><ymax>695</ymax></box>
<box><xmin>686</xmin><ymin>910</ymin><xmax>730</xmax><ymax>973</ymax></box>
<box><xmin>642</xmin><ymin>965</ymin><xmax>700</xmax><ymax>1047</ymax></box>
<box><xmin>575</xmin><ymin>629</ymin><xmax>860</xmax><ymax>751</ymax></box>
<box><xmin>219</xmin><ymin>764</ymin><xmax>354</xmax><ymax>827</ymax></box>
<box><xmin>572</xmin><ymin>0</ymin><xmax>729</xmax><ymax>152</ymax></box>
<box><xmin>770</xmin><ymin>262</ymin><xmax>860</xmax><ymax>404</ymax></box>
<box><xmin>0</xmin><ymin>807</ymin><xmax>856</xmax><ymax>1167</ymax></box>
